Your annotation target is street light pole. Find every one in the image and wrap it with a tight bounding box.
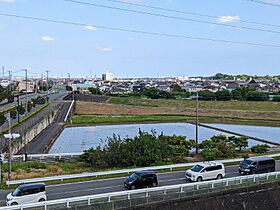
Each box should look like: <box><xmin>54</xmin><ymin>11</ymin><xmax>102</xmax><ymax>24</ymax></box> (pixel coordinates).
<box><xmin>195</xmin><ymin>91</ymin><xmax>199</xmax><ymax>154</ymax></box>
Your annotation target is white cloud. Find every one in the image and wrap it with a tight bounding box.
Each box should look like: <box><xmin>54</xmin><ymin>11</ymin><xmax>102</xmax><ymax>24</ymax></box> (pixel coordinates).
<box><xmin>0</xmin><ymin>0</ymin><xmax>16</xmax><ymax>2</ymax></box>
<box><xmin>129</xmin><ymin>37</ymin><xmax>135</xmax><ymax>41</ymax></box>
<box><xmin>41</xmin><ymin>36</ymin><xmax>55</xmax><ymax>42</ymax></box>
<box><xmin>218</xmin><ymin>16</ymin><xmax>240</xmax><ymax>23</ymax></box>
<box><xmin>84</xmin><ymin>25</ymin><xmax>97</xmax><ymax>31</ymax></box>
<box><xmin>96</xmin><ymin>47</ymin><xmax>112</xmax><ymax>52</ymax></box>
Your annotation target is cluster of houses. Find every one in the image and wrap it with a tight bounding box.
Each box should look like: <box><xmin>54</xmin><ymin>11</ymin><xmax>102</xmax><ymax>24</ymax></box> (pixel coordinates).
<box><xmin>70</xmin><ymin>75</ymin><xmax>280</xmax><ymax>95</ymax></box>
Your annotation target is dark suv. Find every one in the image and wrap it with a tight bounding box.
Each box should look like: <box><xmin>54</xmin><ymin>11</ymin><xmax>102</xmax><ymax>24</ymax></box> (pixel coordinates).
<box><xmin>239</xmin><ymin>157</ymin><xmax>275</xmax><ymax>175</ymax></box>
<box><xmin>124</xmin><ymin>171</ymin><xmax>158</xmax><ymax>190</ymax></box>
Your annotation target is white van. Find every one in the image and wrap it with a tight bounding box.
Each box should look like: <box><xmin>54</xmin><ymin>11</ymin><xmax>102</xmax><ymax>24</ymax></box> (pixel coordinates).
<box><xmin>185</xmin><ymin>162</ymin><xmax>225</xmax><ymax>182</ymax></box>
<box><xmin>7</xmin><ymin>183</ymin><xmax>46</xmax><ymax>206</ymax></box>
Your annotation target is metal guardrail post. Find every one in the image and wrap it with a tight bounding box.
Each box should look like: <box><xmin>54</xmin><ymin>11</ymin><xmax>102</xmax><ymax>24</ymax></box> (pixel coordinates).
<box><xmin>226</xmin><ymin>180</ymin><xmax>229</xmax><ymax>186</ymax></box>
<box><xmin>211</xmin><ymin>182</ymin><xmax>214</xmax><ymax>189</ymax></box>
<box><xmin>128</xmin><ymin>193</ymin><xmax>131</xmax><ymax>200</ymax></box>
<box><xmin>67</xmin><ymin>200</ymin><xmax>70</xmax><ymax>208</ymax></box>
<box><xmin>146</xmin><ymin>190</ymin><xmax>149</xmax><ymax>198</ymax></box>
<box><xmin>240</xmin><ymin>178</ymin><xmax>242</xmax><ymax>184</ymax></box>
<box><xmin>180</xmin><ymin>186</ymin><xmax>183</xmax><ymax>193</ymax></box>
<box><xmin>44</xmin><ymin>203</ymin><xmax>47</xmax><ymax>210</ymax></box>
<box><xmin>108</xmin><ymin>195</ymin><xmax>111</xmax><ymax>202</ymax></box>
<box><xmin>87</xmin><ymin>198</ymin><xmax>91</xmax><ymax>205</ymax></box>
<box><xmin>254</xmin><ymin>175</ymin><xmax>256</xmax><ymax>183</ymax></box>
<box><xmin>164</xmin><ymin>188</ymin><xmax>166</xmax><ymax>195</ymax></box>
<box><xmin>196</xmin><ymin>184</ymin><xmax>199</xmax><ymax>190</ymax></box>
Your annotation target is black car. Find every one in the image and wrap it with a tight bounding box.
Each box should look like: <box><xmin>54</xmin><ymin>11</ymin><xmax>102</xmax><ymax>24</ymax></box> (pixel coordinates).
<box><xmin>239</xmin><ymin>157</ymin><xmax>275</xmax><ymax>175</ymax></box>
<box><xmin>124</xmin><ymin>171</ymin><xmax>158</xmax><ymax>190</ymax></box>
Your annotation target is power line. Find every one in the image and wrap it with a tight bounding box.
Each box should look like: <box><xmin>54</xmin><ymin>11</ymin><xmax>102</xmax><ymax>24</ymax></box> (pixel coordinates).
<box><xmin>245</xmin><ymin>0</ymin><xmax>280</xmax><ymax>7</ymax></box>
<box><xmin>104</xmin><ymin>0</ymin><xmax>280</xmax><ymax>28</ymax></box>
<box><xmin>0</xmin><ymin>13</ymin><xmax>280</xmax><ymax>48</ymax></box>
<box><xmin>64</xmin><ymin>0</ymin><xmax>280</xmax><ymax>35</ymax></box>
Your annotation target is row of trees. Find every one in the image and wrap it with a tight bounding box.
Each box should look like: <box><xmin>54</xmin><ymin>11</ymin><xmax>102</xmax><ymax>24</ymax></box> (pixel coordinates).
<box><xmin>199</xmin><ymin>88</ymin><xmax>269</xmax><ymax>101</ymax></box>
<box><xmin>79</xmin><ymin>132</ymin><xmax>269</xmax><ymax>169</ymax></box>
<box><xmin>0</xmin><ymin>96</ymin><xmax>48</xmax><ymax>127</ymax></box>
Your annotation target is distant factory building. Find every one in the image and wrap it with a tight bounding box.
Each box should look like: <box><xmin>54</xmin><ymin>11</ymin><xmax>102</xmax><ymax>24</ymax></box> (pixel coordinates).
<box><xmin>102</xmin><ymin>70</ymin><xmax>114</xmax><ymax>81</ymax></box>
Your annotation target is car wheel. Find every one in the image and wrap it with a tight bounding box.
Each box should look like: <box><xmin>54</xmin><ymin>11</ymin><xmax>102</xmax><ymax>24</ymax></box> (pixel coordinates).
<box><xmin>39</xmin><ymin>198</ymin><xmax>46</xmax><ymax>202</ymax></box>
<box><xmin>152</xmin><ymin>182</ymin><xmax>158</xmax><ymax>187</ymax></box>
<box><xmin>130</xmin><ymin>185</ymin><xmax>136</xmax><ymax>190</ymax></box>
<box><xmin>196</xmin><ymin>177</ymin><xmax>203</xmax><ymax>182</ymax></box>
<box><xmin>217</xmin><ymin>174</ymin><xmax>223</xmax><ymax>180</ymax></box>
<box><xmin>11</xmin><ymin>202</ymin><xmax>18</xmax><ymax>206</ymax></box>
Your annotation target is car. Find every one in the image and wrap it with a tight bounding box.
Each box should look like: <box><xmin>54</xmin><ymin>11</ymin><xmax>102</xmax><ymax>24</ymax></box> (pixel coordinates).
<box><xmin>124</xmin><ymin>171</ymin><xmax>158</xmax><ymax>190</ymax></box>
<box><xmin>239</xmin><ymin>156</ymin><xmax>275</xmax><ymax>175</ymax></box>
<box><xmin>7</xmin><ymin>183</ymin><xmax>47</xmax><ymax>206</ymax></box>
<box><xmin>185</xmin><ymin>161</ymin><xmax>225</xmax><ymax>182</ymax></box>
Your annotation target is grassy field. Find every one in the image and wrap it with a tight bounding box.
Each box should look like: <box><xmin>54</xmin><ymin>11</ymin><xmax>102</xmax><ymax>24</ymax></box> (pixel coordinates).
<box><xmin>109</xmin><ymin>97</ymin><xmax>280</xmax><ymax>111</ymax></box>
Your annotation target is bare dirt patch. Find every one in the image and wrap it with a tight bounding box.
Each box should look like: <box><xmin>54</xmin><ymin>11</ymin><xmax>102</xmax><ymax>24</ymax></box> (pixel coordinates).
<box><xmin>75</xmin><ymin>102</ymin><xmax>280</xmax><ymax>120</ymax></box>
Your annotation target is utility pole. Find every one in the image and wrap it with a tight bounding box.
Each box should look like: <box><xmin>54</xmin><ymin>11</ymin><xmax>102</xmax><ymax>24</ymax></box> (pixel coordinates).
<box><xmin>8</xmin><ymin>112</ymin><xmax>12</xmax><ymax>181</ymax></box>
<box><xmin>2</xmin><ymin>66</ymin><xmax>4</xmax><ymax>79</ymax></box>
<box><xmin>8</xmin><ymin>70</ymin><xmax>11</xmax><ymax>93</ymax></box>
<box><xmin>23</xmin><ymin>69</ymin><xmax>28</xmax><ymax>116</ymax></box>
<box><xmin>46</xmin><ymin>70</ymin><xmax>49</xmax><ymax>102</ymax></box>
<box><xmin>195</xmin><ymin>91</ymin><xmax>199</xmax><ymax>154</ymax></box>
<box><xmin>4</xmin><ymin>116</ymin><xmax>20</xmax><ymax>181</ymax></box>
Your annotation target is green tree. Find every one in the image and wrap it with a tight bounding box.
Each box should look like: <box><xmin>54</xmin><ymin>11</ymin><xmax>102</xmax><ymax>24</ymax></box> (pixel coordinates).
<box><xmin>215</xmin><ymin>90</ymin><xmax>232</xmax><ymax>101</ymax></box>
<box><xmin>272</xmin><ymin>95</ymin><xmax>280</xmax><ymax>102</ymax></box>
<box><xmin>88</xmin><ymin>87</ymin><xmax>102</xmax><ymax>95</ymax></box>
<box><xmin>0</xmin><ymin>113</ymin><xmax>6</xmax><ymax>126</ymax></box>
<box><xmin>245</xmin><ymin>91</ymin><xmax>268</xmax><ymax>101</ymax></box>
<box><xmin>228</xmin><ymin>136</ymin><xmax>248</xmax><ymax>151</ymax></box>
<box><xmin>66</xmin><ymin>85</ymin><xmax>73</xmax><ymax>91</ymax></box>
<box><xmin>16</xmin><ymin>104</ymin><xmax>25</xmax><ymax>115</ymax></box>
<box><xmin>198</xmin><ymin>90</ymin><xmax>216</xmax><ymax>100</ymax></box>
<box><xmin>170</xmin><ymin>84</ymin><xmax>184</xmax><ymax>92</ymax></box>
<box><xmin>251</xmin><ymin>144</ymin><xmax>270</xmax><ymax>154</ymax></box>
<box><xmin>10</xmin><ymin>109</ymin><xmax>17</xmax><ymax>119</ymax></box>
<box><xmin>143</xmin><ymin>87</ymin><xmax>161</xmax><ymax>99</ymax></box>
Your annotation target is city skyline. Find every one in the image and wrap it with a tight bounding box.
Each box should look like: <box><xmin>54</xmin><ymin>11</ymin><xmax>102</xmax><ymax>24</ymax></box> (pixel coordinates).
<box><xmin>0</xmin><ymin>0</ymin><xmax>279</xmax><ymax>77</ymax></box>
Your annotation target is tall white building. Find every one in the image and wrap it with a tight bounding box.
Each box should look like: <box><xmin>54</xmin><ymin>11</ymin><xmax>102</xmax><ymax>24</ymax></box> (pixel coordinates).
<box><xmin>102</xmin><ymin>70</ymin><xmax>114</xmax><ymax>81</ymax></box>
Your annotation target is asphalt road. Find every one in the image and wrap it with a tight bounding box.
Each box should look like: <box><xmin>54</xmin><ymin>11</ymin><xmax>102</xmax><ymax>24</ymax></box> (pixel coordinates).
<box><xmin>1</xmin><ymin>161</ymin><xmax>279</xmax><ymax>206</ymax></box>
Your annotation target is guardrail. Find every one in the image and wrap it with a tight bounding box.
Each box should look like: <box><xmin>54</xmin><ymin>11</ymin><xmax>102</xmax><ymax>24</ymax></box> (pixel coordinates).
<box><xmin>6</xmin><ymin>153</ymin><xmax>280</xmax><ymax>186</ymax></box>
<box><xmin>12</xmin><ymin>152</ymin><xmax>82</xmax><ymax>162</ymax></box>
<box><xmin>2</xmin><ymin>172</ymin><xmax>280</xmax><ymax>210</ymax></box>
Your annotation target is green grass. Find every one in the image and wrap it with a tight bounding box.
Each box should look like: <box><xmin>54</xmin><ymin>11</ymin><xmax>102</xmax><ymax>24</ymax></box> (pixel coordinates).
<box><xmin>109</xmin><ymin>97</ymin><xmax>280</xmax><ymax>112</ymax></box>
<box><xmin>70</xmin><ymin>114</ymin><xmax>280</xmax><ymax>127</ymax></box>
<box><xmin>71</xmin><ymin>114</ymin><xmax>189</xmax><ymax>125</ymax></box>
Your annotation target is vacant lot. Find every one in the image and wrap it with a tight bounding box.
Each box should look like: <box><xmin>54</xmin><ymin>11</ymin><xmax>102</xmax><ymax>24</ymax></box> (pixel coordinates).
<box><xmin>74</xmin><ymin>100</ymin><xmax>280</xmax><ymax>126</ymax></box>
<box><xmin>109</xmin><ymin>97</ymin><xmax>280</xmax><ymax>111</ymax></box>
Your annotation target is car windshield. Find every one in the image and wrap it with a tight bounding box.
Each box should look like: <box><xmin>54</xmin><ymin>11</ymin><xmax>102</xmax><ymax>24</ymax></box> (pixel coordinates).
<box><xmin>241</xmin><ymin>160</ymin><xmax>253</xmax><ymax>166</ymax></box>
<box><xmin>191</xmin><ymin>164</ymin><xmax>204</xmax><ymax>172</ymax></box>
<box><xmin>130</xmin><ymin>173</ymin><xmax>140</xmax><ymax>180</ymax></box>
<box><xmin>11</xmin><ymin>187</ymin><xmax>21</xmax><ymax>197</ymax></box>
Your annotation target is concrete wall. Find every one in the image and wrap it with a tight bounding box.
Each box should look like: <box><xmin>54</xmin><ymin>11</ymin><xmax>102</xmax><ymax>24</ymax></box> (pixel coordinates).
<box><xmin>10</xmin><ymin>108</ymin><xmax>59</xmax><ymax>154</ymax></box>
<box><xmin>130</xmin><ymin>181</ymin><xmax>280</xmax><ymax>210</ymax></box>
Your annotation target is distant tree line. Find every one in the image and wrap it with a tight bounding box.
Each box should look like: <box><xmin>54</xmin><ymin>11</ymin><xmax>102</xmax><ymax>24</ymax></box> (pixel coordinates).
<box><xmin>199</xmin><ymin>87</ymin><xmax>271</xmax><ymax>101</ymax></box>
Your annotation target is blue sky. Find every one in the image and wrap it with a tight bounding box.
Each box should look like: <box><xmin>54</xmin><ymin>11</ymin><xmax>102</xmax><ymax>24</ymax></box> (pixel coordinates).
<box><xmin>0</xmin><ymin>0</ymin><xmax>280</xmax><ymax>78</ymax></box>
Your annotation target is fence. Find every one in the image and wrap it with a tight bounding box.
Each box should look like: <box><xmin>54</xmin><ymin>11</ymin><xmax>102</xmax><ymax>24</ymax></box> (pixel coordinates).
<box><xmin>1</xmin><ymin>172</ymin><xmax>280</xmax><ymax>210</ymax></box>
<box><xmin>12</xmin><ymin>152</ymin><xmax>82</xmax><ymax>162</ymax></box>
<box><xmin>6</xmin><ymin>153</ymin><xmax>280</xmax><ymax>186</ymax></box>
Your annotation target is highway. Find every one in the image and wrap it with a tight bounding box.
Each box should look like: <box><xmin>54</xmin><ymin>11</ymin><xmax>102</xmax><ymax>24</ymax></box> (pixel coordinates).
<box><xmin>0</xmin><ymin>161</ymin><xmax>279</xmax><ymax>206</ymax></box>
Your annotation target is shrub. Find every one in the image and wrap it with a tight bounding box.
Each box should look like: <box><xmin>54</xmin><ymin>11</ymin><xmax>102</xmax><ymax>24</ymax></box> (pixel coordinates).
<box><xmin>251</xmin><ymin>144</ymin><xmax>270</xmax><ymax>154</ymax></box>
<box><xmin>202</xmin><ymin>148</ymin><xmax>221</xmax><ymax>161</ymax></box>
